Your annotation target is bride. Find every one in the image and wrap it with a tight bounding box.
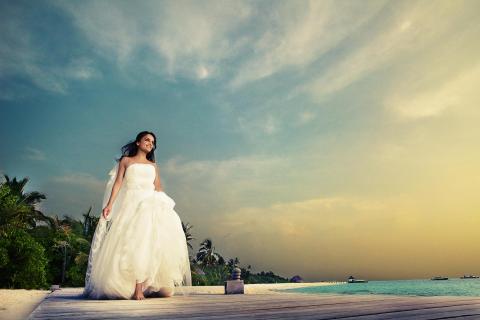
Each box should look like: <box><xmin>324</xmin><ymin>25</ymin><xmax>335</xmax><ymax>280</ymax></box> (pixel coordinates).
<box><xmin>83</xmin><ymin>131</ymin><xmax>192</xmax><ymax>300</ymax></box>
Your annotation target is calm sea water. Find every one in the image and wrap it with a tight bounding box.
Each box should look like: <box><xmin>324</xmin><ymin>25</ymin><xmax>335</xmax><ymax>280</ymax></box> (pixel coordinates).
<box><xmin>279</xmin><ymin>279</ymin><xmax>480</xmax><ymax>297</ymax></box>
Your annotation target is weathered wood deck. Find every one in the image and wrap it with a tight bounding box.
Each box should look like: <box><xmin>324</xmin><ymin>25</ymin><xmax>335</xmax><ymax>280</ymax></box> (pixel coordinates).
<box><xmin>28</xmin><ymin>287</ymin><xmax>480</xmax><ymax>319</ymax></box>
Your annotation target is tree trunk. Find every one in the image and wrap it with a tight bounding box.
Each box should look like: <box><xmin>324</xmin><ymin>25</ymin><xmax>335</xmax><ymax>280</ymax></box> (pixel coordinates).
<box><xmin>61</xmin><ymin>246</ymin><xmax>66</xmax><ymax>284</ymax></box>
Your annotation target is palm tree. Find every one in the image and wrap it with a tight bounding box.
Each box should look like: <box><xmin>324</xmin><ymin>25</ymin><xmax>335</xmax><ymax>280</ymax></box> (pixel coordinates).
<box><xmin>181</xmin><ymin>221</ymin><xmax>195</xmax><ymax>250</ymax></box>
<box><xmin>53</xmin><ymin>223</ymin><xmax>73</xmax><ymax>284</ymax></box>
<box><xmin>1</xmin><ymin>174</ymin><xmax>49</xmax><ymax>227</ymax></box>
<box><xmin>3</xmin><ymin>175</ymin><xmax>46</xmax><ymax>207</ymax></box>
<box><xmin>196</xmin><ymin>238</ymin><xmax>221</xmax><ymax>266</ymax></box>
<box><xmin>227</xmin><ymin>257</ymin><xmax>240</xmax><ymax>268</ymax></box>
<box><xmin>82</xmin><ymin>206</ymin><xmax>99</xmax><ymax>241</ymax></box>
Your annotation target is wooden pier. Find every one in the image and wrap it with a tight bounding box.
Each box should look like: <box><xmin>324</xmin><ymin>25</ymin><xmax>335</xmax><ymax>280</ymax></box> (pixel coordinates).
<box><xmin>28</xmin><ymin>287</ymin><xmax>480</xmax><ymax>319</ymax></box>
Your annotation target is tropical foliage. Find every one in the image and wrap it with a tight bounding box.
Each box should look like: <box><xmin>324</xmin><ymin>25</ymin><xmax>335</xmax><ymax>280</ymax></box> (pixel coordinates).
<box><xmin>0</xmin><ymin>173</ymin><xmax>289</xmax><ymax>289</ymax></box>
<box><xmin>191</xmin><ymin>238</ymin><xmax>289</xmax><ymax>285</ymax></box>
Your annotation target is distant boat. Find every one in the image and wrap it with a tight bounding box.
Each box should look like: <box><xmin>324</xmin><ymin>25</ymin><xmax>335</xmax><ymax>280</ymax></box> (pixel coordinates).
<box><xmin>461</xmin><ymin>275</ymin><xmax>479</xmax><ymax>279</ymax></box>
<box><xmin>348</xmin><ymin>276</ymin><xmax>368</xmax><ymax>283</ymax></box>
<box><xmin>431</xmin><ymin>276</ymin><xmax>448</xmax><ymax>280</ymax></box>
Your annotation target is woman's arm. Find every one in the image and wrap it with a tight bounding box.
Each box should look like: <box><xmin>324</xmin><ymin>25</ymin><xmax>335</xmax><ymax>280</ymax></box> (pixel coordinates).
<box><xmin>103</xmin><ymin>157</ymin><xmax>127</xmax><ymax>218</ymax></box>
<box><xmin>154</xmin><ymin>163</ymin><xmax>164</xmax><ymax>192</ymax></box>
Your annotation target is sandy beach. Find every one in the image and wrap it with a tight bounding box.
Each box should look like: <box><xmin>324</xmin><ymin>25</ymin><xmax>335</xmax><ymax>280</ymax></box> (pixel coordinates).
<box><xmin>0</xmin><ymin>282</ymin><xmax>339</xmax><ymax>319</ymax></box>
<box><xmin>0</xmin><ymin>289</ymin><xmax>50</xmax><ymax>320</ymax></box>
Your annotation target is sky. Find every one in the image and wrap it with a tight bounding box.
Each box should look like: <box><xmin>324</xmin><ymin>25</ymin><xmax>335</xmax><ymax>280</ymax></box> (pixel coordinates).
<box><xmin>1</xmin><ymin>0</ymin><xmax>480</xmax><ymax>281</ymax></box>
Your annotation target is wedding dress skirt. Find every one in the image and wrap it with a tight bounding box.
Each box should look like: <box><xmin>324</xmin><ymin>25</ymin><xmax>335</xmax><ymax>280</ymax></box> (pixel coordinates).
<box><xmin>83</xmin><ymin>162</ymin><xmax>192</xmax><ymax>299</ymax></box>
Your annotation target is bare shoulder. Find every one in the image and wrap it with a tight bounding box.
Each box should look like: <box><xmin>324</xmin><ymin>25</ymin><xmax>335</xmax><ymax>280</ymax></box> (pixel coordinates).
<box><xmin>151</xmin><ymin>161</ymin><xmax>161</xmax><ymax>173</ymax></box>
<box><xmin>120</xmin><ymin>156</ymin><xmax>131</xmax><ymax>167</ymax></box>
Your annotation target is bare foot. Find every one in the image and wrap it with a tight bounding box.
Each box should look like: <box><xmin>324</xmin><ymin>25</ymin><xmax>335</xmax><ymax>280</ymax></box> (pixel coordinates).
<box><xmin>132</xmin><ymin>282</ymin><xmax>146</xmax><ymax>300</ymax></box>
<box><xmin>132</xmin><ymin>291</ymin><xmax>145</xmax><ymax>300</ymax></box>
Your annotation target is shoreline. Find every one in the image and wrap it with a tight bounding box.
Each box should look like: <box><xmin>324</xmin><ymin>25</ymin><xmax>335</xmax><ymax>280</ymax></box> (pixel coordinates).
<box><xmin>176</xmin><ymin>281</ymin><xmax>343</xmax><ymax>295</ymax></box>
<box><xmin>245</xmin><ymin>281</ymin><xmax>344</xmax><ymax>294</ymax></box>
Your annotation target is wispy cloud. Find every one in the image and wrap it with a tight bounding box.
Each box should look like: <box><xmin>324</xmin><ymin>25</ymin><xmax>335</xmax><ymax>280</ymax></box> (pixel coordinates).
<box><xmin>203</xmin><ymin>195</ymin><xmax>393</xmax><ymax>276</ymax></box>
<box><xmin>301</xmin><ymin>0</ymin><xmax>477</xmax><ymax>101</ymax></box>
<box><xmin>51</xmin><ymin>172</ymin><xmax>105</xmax><ymax>192</ymax></box>
<box><xmin>206</xmin><ymin>190</ymin><xmax>480</xmax><ymax>279</ymax></box>
<box><xmin>41</xmin><ymin>172</ymin><xmax>107</xmax><ymax>216</ymax></box>
<box><xmin>24</xmin><ymin>147</ymin><xmax>46</xmax><ymax>161</ymax></box>
<box><xmin>56</xmin><ymin>0</ymin><xmax>387</xmax><ymax>87</ymax></box>
<box><xmin>164</xmin><ymin>154</ymin><xmax>289</xmax><ymax>192</ymax></box>
<box><xmin>297</xmin><ymin>111</ymin><xmax>316</xmax><ymax>125</ymax></box>
<box><xmin>162</xmin><ymin>154</ymin><xmax>291</xmax><ymax>213</ymax></box>
<box><xmin>229</xmin><ymin>0</ymin><xmax>386</xmax><ymax>89</ymax></box>
<box><xmin>58</xmin><ymin>0</ymin><xmax>251</xmax><ymax>80</ymax></box>
<box><xmin>148</xmin><ymin>0</ymin><xmax>251</xmax><ymax>79</ymax></box>
<box><xmin>0</xmin><ymin>3</ymin><xmax>100</xmax><ymax>97</ymax></box>
<box><xmin>235</xmin><ymin>113</ymin><xmax>280</xmax><ymax>140</ymax></box>
<box><xmin>386</xmin><ymin>62</ymin><xmax>480</xmax><ymax>120</ymax></box>
<box><xmin>64</xmin><ymin>58</ymin><xmax>101</xmax><ymax>81</ymax></box>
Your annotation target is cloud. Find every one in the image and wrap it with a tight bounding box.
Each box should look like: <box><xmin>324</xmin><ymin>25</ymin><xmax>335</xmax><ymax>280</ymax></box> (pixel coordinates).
<box><xmin>380</xmin><ymin>14</ymin><xmax>480</xmax><ymax>121</ymax></box>
<box><xmin>64</xmin><ymin>58</ymin><xmax>101</xmax><ymax>80</ymax></box>
<box><xmin>297</xmin><ymin>111</ymin><xmax>316</xmax><ymax>125</ymax></box>
<box><xmin>301</xmin><ymin>0</ymin><xmax>477</xmax><ymax>101</ymax></box>
<box><xmin>235</xmin><ymin>114</ymin><xmax>280</xmax><ymax>139</ymax></box>
<box><xmin>229</xmin><ymin>0</ymin><xmax>386</xmax><ymax>89</ymax></box>
<box><xmin>0</xmin><ymin>3</ymin><xmax>100</xmax><ymax>97</ymax></box>
<box><xmin>41</xmin><ymin>172</ymin><xmax>106</xmax><ymax>216</ymax></box>
<box><xmin>386</xmin><ymin>62</ymin><xmax>480</xmax><ymax>120</ymax></box>
<box><xmin>215</xmin><ymin>196</ymin><xmax>388</xmax><ymax>238</ymax></box>
<box><xmin>203</xmin><ymin>189</ymin><xmax>480</xmax><ymax>279</ymax></box>
<box><xmin>51</xmin><ymin>172</ymin><xmax>105</xmax><ymax>192</ymax></box>
<box><xmin>24</xmin><ymin>147</ymin><xmax>46</xmax><ymax>161</ymax></box>
<box><xmin>161</xmin><ymin>154</ymin><xmax>291</xmax><ymax>216</ymax></box>
<box><xmin>163</xmin><ymin>154</ymin><xmax>289</xmax><ymax>195</ymax></box>
<box><xmin>148</xmin><ymin>1</ymin><xmax>251</xmax><ymax>77</ymax></box>
<box><xmin>53</xmin><ymin>0</ymin><xmax>383</xmax><ymax>87</ymax></box>
<box><xmin>58</xmin><ymin>0</ymin><xmax>251</xmax><ymax>80</ymax></box>
<box><xmin>201</xmin><ymin>195</ymin><xmax>394</xmax><ymax>277</ymax></box>
<box><xmin>56</xmin><ymin>1</ymin><xmax>141</xmax><ymax>65</ymax></box>
<box><xmin>195</xmin><ymin>65</ymin><xmax>209</xmax><ymax>80</ymax></box>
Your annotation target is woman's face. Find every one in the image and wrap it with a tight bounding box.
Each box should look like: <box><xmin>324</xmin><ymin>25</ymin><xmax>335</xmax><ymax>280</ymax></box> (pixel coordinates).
<box><xmin>137</xmin><ymin>134</ymin><xmax>155</xmax><ymax>153</ymax></box>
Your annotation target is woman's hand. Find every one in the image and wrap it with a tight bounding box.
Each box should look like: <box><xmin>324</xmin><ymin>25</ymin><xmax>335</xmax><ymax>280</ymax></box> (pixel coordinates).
<box><xmin>102</xmin><ymin>204</ymin><xmax>112</xmax><ymax>219</ymax></box>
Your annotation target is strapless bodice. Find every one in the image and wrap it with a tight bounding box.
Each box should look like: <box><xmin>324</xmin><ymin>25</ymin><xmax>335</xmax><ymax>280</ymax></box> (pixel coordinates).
<box><xmin>123</xmin><ymin>163</ymin><xmax>155</xmax><ymax>190</ymax></box>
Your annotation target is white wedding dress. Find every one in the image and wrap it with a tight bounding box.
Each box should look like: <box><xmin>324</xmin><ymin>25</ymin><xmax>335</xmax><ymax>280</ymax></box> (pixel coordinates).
<box><xmin>83</xmin><ymin>162</ymin><xmax>192</xmax><ymax>299</ymax></box>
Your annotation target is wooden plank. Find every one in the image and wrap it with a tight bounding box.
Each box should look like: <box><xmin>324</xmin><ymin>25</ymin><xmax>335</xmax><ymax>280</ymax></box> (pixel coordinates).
<box><xmin>29</xmin><ymin>288</ymin><xmax>480</xmax><ymax>320</ymax></box>
<box><xmin>145</xmin><ymin>301</ymin><xmax>480</xmax><ymax>320</ymax></box>
<box><xmin>29</xmin><ymin>298</ymin><xmax>476</xmax><ymax>307</ymax></box>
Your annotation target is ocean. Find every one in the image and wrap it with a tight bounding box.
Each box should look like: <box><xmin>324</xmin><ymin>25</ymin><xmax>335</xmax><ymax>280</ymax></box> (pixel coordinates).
<box><xmin>279</xmin><ymin>279</ymin><xmax>480</xmax><ymax>297</ymax></box>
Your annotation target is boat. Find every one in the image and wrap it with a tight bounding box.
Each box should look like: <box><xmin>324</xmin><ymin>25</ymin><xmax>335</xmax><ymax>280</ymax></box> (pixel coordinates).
<box><xmin>461</xmin><ymin>275</ymin><xmax>479</xmax><ymax>279</ymax></box>
<box><xmin>347</xmin><ymin>276</ymin><xmax>368</xmax><ymax>283</ymax></box>
<box><xmin>431</xmin><ymin>276</ymin><xmax>448</xmax><ymax>280</ymax></box>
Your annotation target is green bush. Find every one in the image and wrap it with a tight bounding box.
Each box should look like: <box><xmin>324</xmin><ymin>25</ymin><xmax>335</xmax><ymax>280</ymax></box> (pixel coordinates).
<box><xmin>0</xmin><ymin>246</ymin><xmax>8</xmax><ymax>268</ymax></box>
<box><xmin>0</xmin><ymin>226</ymin><xmax>48</xmax><ymax>289</ymax></box>
<box><xmin>66</xmin><ymin>264</ymin><xmax>86</xmax><ymax>287</ymax></box>
<box><xmin>191</xmin><ymin>272</ymin><xmax>208</xmax><ymax>286</ymax></box>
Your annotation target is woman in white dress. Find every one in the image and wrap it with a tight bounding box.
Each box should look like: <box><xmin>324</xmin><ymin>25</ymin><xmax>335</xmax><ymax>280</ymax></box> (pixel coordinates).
<box><xmin>83</xmin><ymin>131</ymin><xmax>192</xmax><ymax>300</ymax></box>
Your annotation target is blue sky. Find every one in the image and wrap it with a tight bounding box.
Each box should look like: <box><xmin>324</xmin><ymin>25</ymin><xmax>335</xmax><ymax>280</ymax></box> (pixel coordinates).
<box><xmin>1</xmin><ymin>0</ymin><xmax>480</xmax><ymax>281</ymax></box>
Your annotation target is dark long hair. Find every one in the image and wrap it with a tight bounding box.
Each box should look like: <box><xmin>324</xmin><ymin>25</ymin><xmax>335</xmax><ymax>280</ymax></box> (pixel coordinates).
<box><xmin>116</xmin><ymin>131</ymin><xmax>157</xmax><ymax>163</ymax></box>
